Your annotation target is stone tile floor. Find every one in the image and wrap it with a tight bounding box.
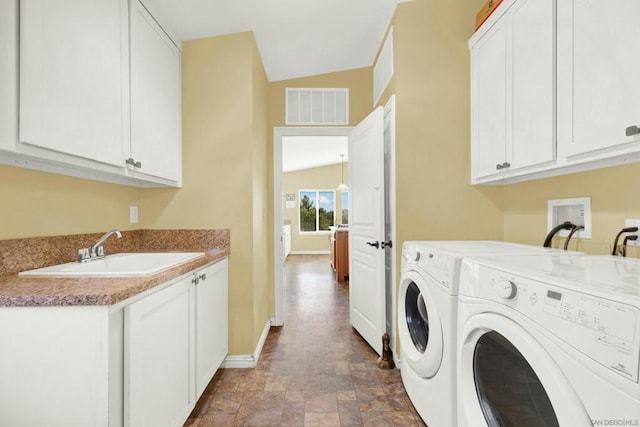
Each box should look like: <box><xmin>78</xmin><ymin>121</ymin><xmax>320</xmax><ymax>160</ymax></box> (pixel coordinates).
<box><xmin>184</xmin><ymin>254</ymin><xmax>427</xmax><ymax>426</ymax></box>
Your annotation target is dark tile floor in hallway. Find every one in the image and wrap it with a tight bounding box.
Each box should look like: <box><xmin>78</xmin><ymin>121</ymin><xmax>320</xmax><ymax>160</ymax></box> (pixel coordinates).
<box><xmin>184</xmin><ymin>254</ymin><xmax>426</xmax><ymax>426</ymax></box>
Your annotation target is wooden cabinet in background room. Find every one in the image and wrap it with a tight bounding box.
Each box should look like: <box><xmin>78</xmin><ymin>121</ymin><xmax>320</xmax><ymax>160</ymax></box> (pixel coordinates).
<box><xmin>333</xmin><ymin>229</ymin><xmax>349</xmax><ymax>282</ymax></box>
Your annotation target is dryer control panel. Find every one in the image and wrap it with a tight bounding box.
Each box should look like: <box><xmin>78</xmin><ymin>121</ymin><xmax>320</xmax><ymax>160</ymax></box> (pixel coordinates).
<box><xmin>461</xmin><ymin>260</ymin><xmax>640</xmax><ymax>384</ymax></box>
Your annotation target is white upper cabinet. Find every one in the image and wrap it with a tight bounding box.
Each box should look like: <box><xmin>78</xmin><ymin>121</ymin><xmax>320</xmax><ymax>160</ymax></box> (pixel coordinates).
<box><xmin>19</xmin><ymin>0</ymin><xmax>128</xmax><ymax>167</ymax></box>
<box><xmin>129</xmin><ymin>0</ymin><xmax>182</xmax><ymax>183</ymax></box>
<box><xmin>0</xmin><ymin>0</ymin><xmax>182</xmax><ymax>187</ymax></box>
<box><xmin>470</xmin><ymin>0</ymin><xmax>555</xmax><ymax>183</ymax></box>
<box><xmin>509</xmin><ymin>0</ymin><xmax>555</xmax><ymax>170</ymax></box>
<box><xmin>471</xmin><ymin>17</ymin><xmax>507</xmax><ymax>180</ymax></box>
<box><xmin>557</xmin><ymin>0</ymin><xmax>640</xmax><ymax>159</ymax></box>
<box><xmin>471</xmin><ymin>0</ymin><xmax>640</xmax><ymax>184</ymax></box>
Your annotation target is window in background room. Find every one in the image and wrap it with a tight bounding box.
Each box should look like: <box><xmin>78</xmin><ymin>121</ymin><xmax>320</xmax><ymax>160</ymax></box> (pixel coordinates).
<box><xmin>299</xmin><ymin>190</ymin><xmax>335</xmax><ymax>232</ymax></box>
<box><xmin>341</xmin><ymin>191</ymin><xmax>349</xmax><ymax>224</ymax></box>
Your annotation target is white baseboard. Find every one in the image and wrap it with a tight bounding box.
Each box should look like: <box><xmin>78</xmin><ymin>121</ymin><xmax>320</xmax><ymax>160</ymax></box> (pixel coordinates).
<box><xmin>221</xmin><ymin>318</ymin><xmax>272</xmax><ymax>368</ymax></box>
<box><xmin>290</xmin><ymin>250</ymin><xmax>331</xmax><ymax>255</ymax></box>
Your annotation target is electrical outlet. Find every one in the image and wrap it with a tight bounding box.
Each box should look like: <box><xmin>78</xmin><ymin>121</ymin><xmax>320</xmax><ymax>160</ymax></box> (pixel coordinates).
<box><xmin>624</xmin><ymin>219</ymin><xmax>640</xmax><ymax>247</ymax></box>
<box><xmin>130</xmin><ymin>206</ymin><xmax>139</xmax><ymax>224</ymax></box>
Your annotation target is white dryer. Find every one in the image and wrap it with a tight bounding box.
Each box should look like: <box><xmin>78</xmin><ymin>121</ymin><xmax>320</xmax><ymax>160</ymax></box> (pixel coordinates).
<box><xmin>457</xmin><ymin>254</ymin><xmax>640</xmax><ymax>426</ymax></box>
<box><xmin>398</xmin><ymin>241</ymin><xmax>582</xmax><ymax>427</ymax></box>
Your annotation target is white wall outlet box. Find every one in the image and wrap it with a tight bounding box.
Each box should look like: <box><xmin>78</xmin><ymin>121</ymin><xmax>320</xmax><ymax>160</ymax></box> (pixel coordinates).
<box><xmin>130</xmin><ymin>206</ymin><xmax>139</xmax><ymax>224</ymax></box>
<box><xmin>624</xmin><ymin>219</ymin><xmax>640</xmax><ymax>247</ymax></box>
<box><xmin>547</xmin><ymin>197</ymin><xmax>592</xmax><ymax>238</ymax></box>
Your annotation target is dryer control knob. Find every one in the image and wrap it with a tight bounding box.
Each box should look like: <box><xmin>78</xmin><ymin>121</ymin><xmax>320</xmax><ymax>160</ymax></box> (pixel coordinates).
<box><xmin>497</xmin><ymin>280</ymin><xmax>517</xmax><ymax>300</ymax></box>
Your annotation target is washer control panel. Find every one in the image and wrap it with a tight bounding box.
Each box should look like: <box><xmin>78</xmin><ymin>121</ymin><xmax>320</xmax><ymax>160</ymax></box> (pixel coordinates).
<box><xmin>460</xmin><ymin>260</ymin><xmax>640</xmax><ymax>383</ymax></box>
<box><xmin>401</xmin><ymin>243</ymin><xmax>455</xmax><ymax>290</ymax></box>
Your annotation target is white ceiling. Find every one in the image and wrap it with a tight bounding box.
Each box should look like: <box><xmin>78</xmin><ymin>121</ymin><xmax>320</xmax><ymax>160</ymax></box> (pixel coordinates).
<box><xmin>282</xmin><ymin>136</ymin><xmax>348</xmax><ymax>173</ymax></box>
<box><xmin>144</xmin><ymin>0</ymin><xmax>406</xmax><ymax>82</ymax></box>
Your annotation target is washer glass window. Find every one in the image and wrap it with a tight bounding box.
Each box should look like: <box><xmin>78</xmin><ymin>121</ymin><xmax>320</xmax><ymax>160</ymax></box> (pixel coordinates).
<box><xmin>473</xmin><ymin>331</ymin><xmax>559</xmax><ymax>427</ymax></box>
<box><xmin>405</xmin><ymin>281</ymin><xmax>429</xmax><ymax>353</ymax></box>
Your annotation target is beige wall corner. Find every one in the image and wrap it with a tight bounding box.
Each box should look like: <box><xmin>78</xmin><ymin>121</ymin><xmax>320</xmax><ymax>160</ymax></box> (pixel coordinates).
<box><xmin>386</xmin><ymin>0</ymin><xmax>504</xmax><ymax>248</ymax></box>
<box><xmin>140</xmin><ymin>31</ymin><xmax>270</xmax><ymax>356</ymax></box>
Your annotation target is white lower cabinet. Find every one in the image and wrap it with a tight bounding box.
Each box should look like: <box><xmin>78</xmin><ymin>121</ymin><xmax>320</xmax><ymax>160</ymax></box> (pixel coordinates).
<box><xmin>0</xmin><ymin>258</ymin><xmax>228</xmax><ymax>427</ymax></box>
<box><xmin>125</xmin><ymin>277</ymin><xmax>196</xmax><ymax>427</ymax></box>
<box><xmin>195</xmin><ymin>258</ymin><xmax>229</xmax><ymax>396</ymax></box>
<box><xmin>126</xmin><ymin>258</ymin><xmax>229</xmax><ymax>427</ymax></box>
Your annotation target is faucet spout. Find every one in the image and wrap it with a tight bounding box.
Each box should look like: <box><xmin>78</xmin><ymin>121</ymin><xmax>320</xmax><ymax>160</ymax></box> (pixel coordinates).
<box><xmin>90</xmin><ymin>229</ymin><xmax>122</xmax><ymax>258</ymax></box>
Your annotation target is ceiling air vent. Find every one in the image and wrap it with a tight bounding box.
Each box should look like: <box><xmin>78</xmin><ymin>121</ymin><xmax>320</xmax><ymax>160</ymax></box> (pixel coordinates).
<box><xmin>373</xmin><ymin>27</ymin><xmax>394</xmax><ymax>106</ymax></box>
<box><xmin>286</xmin><ymin>88</ymin><xmax>349</xmax><ymax>125</ymax></box>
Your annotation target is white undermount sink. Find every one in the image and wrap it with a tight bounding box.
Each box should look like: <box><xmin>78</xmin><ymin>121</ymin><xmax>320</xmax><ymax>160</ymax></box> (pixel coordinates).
<box><xmin>19</xmin><ymin>252</ymin><xmax>206</xmax><ymax>277</ymax></box>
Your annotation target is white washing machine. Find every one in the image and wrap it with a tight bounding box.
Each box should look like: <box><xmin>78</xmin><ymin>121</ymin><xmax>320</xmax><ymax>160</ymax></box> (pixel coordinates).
<box><xmin>398</xmin><ymin>241</ymin><xmax>582</xmax><ymax>427</ymax></box>
<box><xmin>457</xmin><ymin>254</ymin><xmax>640</xmax><ymax>426</ymax></box>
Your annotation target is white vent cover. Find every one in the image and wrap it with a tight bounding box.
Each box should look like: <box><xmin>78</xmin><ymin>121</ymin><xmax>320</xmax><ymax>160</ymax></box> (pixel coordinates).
<box><xmin>373</xmin><ymin>27</ymin><xmax>394</xmax><ymax>106</ymax></box>
<box><xmin>286</xmin><ymin>88</ymin><xmax>349</xmax><ymax>125</ymax></box>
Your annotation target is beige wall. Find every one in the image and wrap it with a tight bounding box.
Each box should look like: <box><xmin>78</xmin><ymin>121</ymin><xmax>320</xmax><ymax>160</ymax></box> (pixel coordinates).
<box><xmin>0</xmin><ymin>166</ymin><xmax>141</xmax><ymax>239</ymax></box>
<box><xmin>503</xmin><ymin>163</ymin><xmax>640</xmax><ymax>255</ymax></box>
<box><xmin>266</xmin><ymin>67</ymin><xmax>374</xmax><ymax>317</ymax></box>
<box><xmin>250</xmin><ymin>38</ymin><xmax>270</xmax><ymax>345</ymax></box>
<box><xmin>140</xmin><ymin>32</ymin><xmax>270</xmax><ymax>356</ymax></box>
<box><xmin>384</xmin><ymin>0</ymin><xmax>504</xmax><ymax>248</ymax></box>
<box><xmin>268</xmin><ymin>68</ymin><xmax>374</xmax><ymax>128</ymax></box>
<box><xmin>283</xmin><ymin>163</ymin><xmax>349</xmax><ymax>252</ymax></box>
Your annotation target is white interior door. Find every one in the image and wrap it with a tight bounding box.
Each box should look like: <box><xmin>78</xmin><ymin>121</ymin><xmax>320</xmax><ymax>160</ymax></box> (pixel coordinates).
<box><xmin>349</xmin><ymin>106</ymin><xmax>385</xmax><ymax>355</ymax></box>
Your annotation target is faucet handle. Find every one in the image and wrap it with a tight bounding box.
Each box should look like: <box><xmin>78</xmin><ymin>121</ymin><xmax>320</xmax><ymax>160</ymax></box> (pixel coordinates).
<box><xmin>96</xmin><ymin>246</ymin><xmax>105</xmax><ymax>257</ymax></box>
<box><xmin>78</xmin><ymin>248</ymin><xmax>90</xmax><ymax>262</ymax></box>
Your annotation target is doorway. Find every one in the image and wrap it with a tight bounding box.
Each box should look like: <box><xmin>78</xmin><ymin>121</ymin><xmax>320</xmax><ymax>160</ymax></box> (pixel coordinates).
<box><xmin>274</xmin><ymin>127</ymin><xmax>352</xmax><ymax>326</ymax></box>
<box><xmin>272</xmin><ymin>96</ymin><xmax>396</xmax><ymax>355</ymax></box>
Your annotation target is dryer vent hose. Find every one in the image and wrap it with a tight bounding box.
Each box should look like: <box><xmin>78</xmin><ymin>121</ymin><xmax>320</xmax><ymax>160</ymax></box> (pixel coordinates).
<box><xmin>543</xmin><ymin>222</ymin><xmax>576</xmax><ymax>248</ymax></box>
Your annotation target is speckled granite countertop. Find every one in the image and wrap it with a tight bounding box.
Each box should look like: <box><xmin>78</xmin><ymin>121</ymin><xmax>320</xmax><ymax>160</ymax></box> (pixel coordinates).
<box><xmin>0</xmin><ymin>229</ymin><xmax>230</xmax><ymax>307</ymax></box>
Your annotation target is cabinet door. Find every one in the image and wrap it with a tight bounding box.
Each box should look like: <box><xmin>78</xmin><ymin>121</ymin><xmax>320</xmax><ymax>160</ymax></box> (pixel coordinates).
<box><xmin>471</xmin><ymin>18</ymin><xmax>508</xmax><ymax>180</ymax></box>
<box><xmin>195</xmin><ymin>259</ymin><xmax>228</xmax><ymax>397</ymax></box>
<box><xmin>557</xmin><ymin>0</ymin><xmax>640</xmax><ymax>157</ymax></box>
<box><xmin>0</xmin><ymin>0</ymin><xmax>18</xmax><ymax>150</ymax></box>
<box><xmin>509</xmin><ymin>0</ymin><xmax>555</xmax><ymax>169</ymax></box>
<box><xmin>125</xmin><ymin>278</ymin><xmax>196</xmax><ymax>427</ymax></box>
<box><xmin>19</xmin><ymin>0</ymin><xmax>128</xmax><ymax>166</ymax></box>
<box><xmin>130</xmin><ymin>0</ymin><xmax>182</xmax><ymax>182</ymax></box>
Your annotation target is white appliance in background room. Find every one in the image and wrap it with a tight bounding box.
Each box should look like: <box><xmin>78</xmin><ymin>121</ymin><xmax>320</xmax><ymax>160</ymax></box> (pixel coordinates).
<box><xmin>457</xmin><ymin>255</ymin><xmax>640</xmax><ymax>426</ymax></box>
<box><xmin>398</xmin><ymin>241</ymin><xmax>584</xmax><ymax>427</ymax></box>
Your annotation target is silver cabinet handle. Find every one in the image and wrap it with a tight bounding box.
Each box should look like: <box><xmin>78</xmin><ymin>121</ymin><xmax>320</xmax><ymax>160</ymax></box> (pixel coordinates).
<box><xmin>125</xmin><ymin>158</ymin><xmax>143</xmax><ymax>168</ymax></box>
<box><xmin>626</xmin><ymin>125</ymin><xmax>639</xmax><ymax>136</ymax></box>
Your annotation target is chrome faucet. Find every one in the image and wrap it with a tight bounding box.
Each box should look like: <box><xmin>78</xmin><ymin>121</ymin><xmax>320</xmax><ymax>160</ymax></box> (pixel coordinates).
<box><xmin>78</xmin><ymin>229</ymin><xmax>122</xmax><ymax>262</ymax></box>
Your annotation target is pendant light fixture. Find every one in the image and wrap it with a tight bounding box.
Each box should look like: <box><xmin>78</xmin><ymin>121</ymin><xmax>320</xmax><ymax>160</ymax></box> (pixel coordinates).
<box><xmin>336</xmin><ymin>154</ymin><xmax>348</xmax><ymax>192</ymax></box>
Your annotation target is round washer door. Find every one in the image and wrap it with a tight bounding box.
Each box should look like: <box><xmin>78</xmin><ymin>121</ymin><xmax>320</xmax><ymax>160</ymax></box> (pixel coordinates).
<box><xmin>458</xmin><ymin>312</ymin><xmax>591</xmax><ymax>427</ymax></box>
<box><xmin>397</xmin><ymin>270</ymin><xmax>443</xmax><ymax>378</ymax></box>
